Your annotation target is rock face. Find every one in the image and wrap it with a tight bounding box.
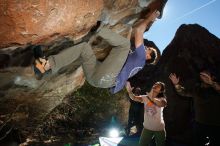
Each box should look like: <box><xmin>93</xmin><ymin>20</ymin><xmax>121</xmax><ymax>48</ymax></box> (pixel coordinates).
<box><xmin>0</xmin><ymin>0</ymin><xmax>167</xmax><ymax>48</ymax></box>
<box><xmin>0</xmin><ymin>0</ymin><xmax>167</xmax><ymax>116</ymax></box>
<box><xmin>129</xmin><ymin>24</ymin><xmax>220</xmax><ymax>144</ymax></box>
<box><xmin>0</xmin><ymin>0</ymin><xmax>103</xmax><ymax>48</ymax></box>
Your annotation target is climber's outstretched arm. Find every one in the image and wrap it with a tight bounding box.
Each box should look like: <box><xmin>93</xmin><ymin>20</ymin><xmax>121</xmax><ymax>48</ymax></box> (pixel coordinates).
<box><xmin>133</xmin><ymin>10</ymin><xmax>160</xmax><ymax>48</ymax></box>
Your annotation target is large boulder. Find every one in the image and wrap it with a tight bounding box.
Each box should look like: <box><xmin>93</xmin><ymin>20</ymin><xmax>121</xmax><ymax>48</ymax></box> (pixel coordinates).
<box><xmin>0</xmin><ymin>0</ymin><xmax>167</xmax><ymax>48</ymax></box>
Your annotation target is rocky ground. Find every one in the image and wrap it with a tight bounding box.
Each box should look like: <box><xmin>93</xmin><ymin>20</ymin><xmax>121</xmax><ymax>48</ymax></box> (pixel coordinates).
<box><xmin>0</xmin><ymin>82</ymin><xmax>130</xmax><ymax>146</ymax></box>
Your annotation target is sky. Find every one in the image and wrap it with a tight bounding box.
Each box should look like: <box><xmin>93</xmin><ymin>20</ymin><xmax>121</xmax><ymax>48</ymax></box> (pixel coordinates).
<box><xmin>144</xmin><ymin>0</ymin><xmax>220</xmax><ymax>53</ymax></box>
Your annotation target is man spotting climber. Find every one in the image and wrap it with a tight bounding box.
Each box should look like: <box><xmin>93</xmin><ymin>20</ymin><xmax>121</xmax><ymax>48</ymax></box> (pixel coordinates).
<box><xmin>33</xmin><ymin>10</ymin><xmax>160</xmax><ymax>94</ymax></box>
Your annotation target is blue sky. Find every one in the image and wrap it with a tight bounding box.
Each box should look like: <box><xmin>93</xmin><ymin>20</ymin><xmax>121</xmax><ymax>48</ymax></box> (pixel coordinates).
<box><xmin>144</xmin><ymin>0</ymin><xmax>220</xmax><ymax>53</ymax></box>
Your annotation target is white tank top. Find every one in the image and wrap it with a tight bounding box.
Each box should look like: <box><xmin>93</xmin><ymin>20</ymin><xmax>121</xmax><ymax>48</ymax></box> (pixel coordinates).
<box><xmin>143</xmin><ymin>98</ymin><xmax>165</xmax><ymax>131</ymax></box>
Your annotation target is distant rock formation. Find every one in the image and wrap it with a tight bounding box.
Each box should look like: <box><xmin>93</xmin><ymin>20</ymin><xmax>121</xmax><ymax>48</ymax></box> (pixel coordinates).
<box><xmin>129</xmin><ymin>24</ymin><xmax>220</xmax><ymax>144</ymax></box>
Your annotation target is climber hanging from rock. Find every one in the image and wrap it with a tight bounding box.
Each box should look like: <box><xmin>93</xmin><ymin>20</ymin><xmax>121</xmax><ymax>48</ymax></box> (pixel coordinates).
<box><xmin>33</xmin><ymin>10</ymin><xmax>160</xmax><ymax>94</ymax></box>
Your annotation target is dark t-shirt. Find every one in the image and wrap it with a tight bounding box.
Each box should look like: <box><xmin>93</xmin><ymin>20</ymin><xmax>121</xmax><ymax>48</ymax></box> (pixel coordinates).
<box><xmin>178</xmin><ymin>83</ymin><xmax>220</xmax><ymax>126</ymax></box>
<box><xmin>194</xmin><ymin>85</ymin><xmax>220</xmax><ymax>126</ymax></box>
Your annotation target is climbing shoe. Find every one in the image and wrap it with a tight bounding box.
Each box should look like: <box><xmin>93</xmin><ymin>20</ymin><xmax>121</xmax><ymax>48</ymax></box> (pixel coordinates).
<box><xmin>32</xmin><ymin>45</ymin><xmax>51</xmax><ymax>80</ymax></box>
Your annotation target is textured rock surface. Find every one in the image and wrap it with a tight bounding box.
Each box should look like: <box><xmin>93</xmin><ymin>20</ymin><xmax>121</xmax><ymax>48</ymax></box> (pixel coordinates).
<box><xmin>0</xmin><ymin>0</ymin><xmax>103</xmax><ymax>48</ymax></box>
<box><xmin>0</xmin><ymin>0</ymin><xmax>167</xmax><ymax>48</ymax></box>
<box><xmin>129</xmin><ymin>24</ymin><xmax>220</xmax><ymax>144</ymax></box>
